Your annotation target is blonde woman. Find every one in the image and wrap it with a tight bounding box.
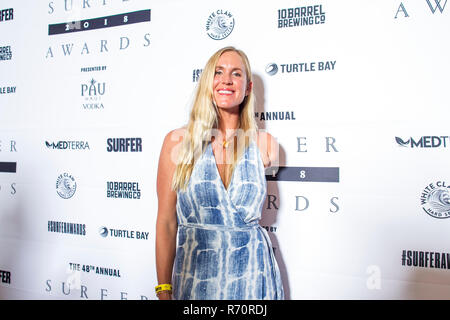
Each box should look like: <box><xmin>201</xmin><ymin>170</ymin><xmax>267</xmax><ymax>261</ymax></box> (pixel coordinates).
<box><xmin>155</xmin><ymin>47</ymin><xmax>284</xmax><ymax>300</ymax></box>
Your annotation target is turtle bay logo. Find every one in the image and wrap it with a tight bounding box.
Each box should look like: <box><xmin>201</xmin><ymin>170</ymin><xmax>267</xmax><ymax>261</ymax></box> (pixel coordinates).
<box><xmin>81</xmin><ymin>78</ymin><xmax>105</xmax><ymax>110</ymax></box>
<box><xmin>420</xmin><ymin>181</ymin><xmax>450</xmax><ymax>219</ymax></box>
<box><xmin>396</xmin><ymin>136</ymin><xmax>449</xmax><ymax>148</ymax></box>
<box><xmin>56</xmin><ymin>173</ymin><xmax>77</xmax><ymax>199</ymax></box>
<box><xmin>99</xmin><ymin>226</ymin><xmax>149</xmax><ymax>240</ymax></box>
<box><xmin>206</xmin><ymin>10</ymin><xmax>234</xmax><ymax>40</ymax></box>
<box><xmin>265</xmin><ymin>60</ymin><xmax>336</xmax><ymax>76</ymax></box>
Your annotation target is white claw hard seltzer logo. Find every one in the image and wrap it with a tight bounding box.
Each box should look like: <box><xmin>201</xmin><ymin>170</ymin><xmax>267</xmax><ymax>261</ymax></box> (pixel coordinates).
<box><xmin>56</xmin><ymin>173</ymin><xmax>77</xmax><ymax>199</ymax></box>
<box><xmin>206</xmin><ymin>10</ymin><xmax>235</xmax><ymax>40</ymax></box>
<box><xmin>421</xmin><ymin>181</ymin><xmax>450</xmax><ymax>219</ymax></box>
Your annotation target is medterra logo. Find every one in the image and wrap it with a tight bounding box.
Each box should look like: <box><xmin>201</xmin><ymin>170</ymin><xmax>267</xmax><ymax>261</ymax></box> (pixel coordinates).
<box><xmin>45</xmin><ymin>141</ymin><xmax>90</xmax><ymax>150</ymax></box>
<box><xmin>420</xmin><ymin>181</ymin><xmax>450</xmax><ymax>219</ymax></box>
<box><xmin>396</xmin><ymin>136</ymin><xmax>449</xmax><ymax>148</ymax></box>
<box><xmin>56</xmin><ymin>173</ymin><xmax>77</xmax><ymax>199</ymax></box>
<box><xmin>206</xmin><ymin>10</ymin><xmax>234</xmax><ymax>40</ymax></box>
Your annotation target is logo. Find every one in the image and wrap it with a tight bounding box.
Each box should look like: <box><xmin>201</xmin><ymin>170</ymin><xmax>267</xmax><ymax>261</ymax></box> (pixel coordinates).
<box><xmin>255</xmin><ymin>111</ymin><xmax>296</xmax><ymax>121</ymax></box>
<box><xmin>0</xmin><ymin>270</ymin><xmax>11</xmax><ymax>284</ymax></box>
<box><xmin>401</xmin><ymin>250</ymin><xmax>450</xmax><ymax>269</ymax></box>
<box><xmin>0</xmin><ymin>45</ymin><xmax>12</xmax><ymax>61</ymax></box>
<box><xmin>106</xmin><ymin>138</ymin><xmax>142</xmax><ymax>152</ymax></box>
<box><xmin>265</xmin><ymin>60</ymin><xmax>336</xmax><ymax>75</ymax></box>
<box><xmin>81</xmin><ymin>78</ymin><xmax>105</xmax><ymax>110</ymax></box>
<box><xmin>56</xmin><ymin>173</ymin><xmax>77</xmax><ymax>199</ymax></box>
<box><xmin>45</xmin><ymin>141</ymin><xmax>90</xmax><ymax>150</ymax></box>
<box><xmin>0</xmin><ymin>8</ymin><xmax>13</xmax><ymax>22</ymax></box>
<box><xmin>396</xmin><ymin>136</ymin><xmax>449</xmax><ymax>148</ymax></box>
<box><xmin>48</xmin><ymin>220</ymin><xmax>86</xmax><ymax>236</ymax></box>
<box><xmin>420</xmin><ymin>181</ymin><xmax>450</xmax><ymax>219</ymax></box>
<box><xmin>206</xmin><ymin>10</ymin><xmax>235</xmax><ymax>40</ymax></box>
<box><xmin>46</xmin><ymin>5</ymin><xmax>150</xmax><ymax>59</ymax></box>
<box><xmin>278</xmin><ymin>5</ymin><xmax>325</xmax><ymax>28</ymax></box>
<box><xmin>265</xmin><ymin>63</ymin><xmax>278</xmax><ymax>76</ymax></box>
<box><xmin>0</xmin><ymin>86</ymin><xmax>16</xmax><ymax>94</ymax></box>
<box><xmin>99</xmin><ymin>226</ymin><xmax>149</xmax><ymax>240</ymax></box>
<box><xmin>107</xmin><ymin>181</ymin><xmax>141</xmax><ymax>199</ymax></box>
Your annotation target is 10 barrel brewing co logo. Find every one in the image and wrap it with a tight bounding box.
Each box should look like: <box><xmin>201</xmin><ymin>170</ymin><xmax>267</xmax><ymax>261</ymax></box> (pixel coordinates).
<box><xmin>420</xmin><ymin>181</ymin><xmax>450</xmax><ymax>219</ymax></box>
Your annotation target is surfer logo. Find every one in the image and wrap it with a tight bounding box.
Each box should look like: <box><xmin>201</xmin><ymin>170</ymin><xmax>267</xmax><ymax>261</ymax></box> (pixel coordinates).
<box><xmin>206</xmin><ymin>10</ymin><xmax>235</xmax><ymax>40</ymax></box>
<box><xmin>56</xmin><ymin>173</ymin><xmax>77</xmax><ymax>199</ymax></box>
<box><xmin>420</xmin><ymin>181</ymin><xmax>450</xmax><ymax>219</ymax></box>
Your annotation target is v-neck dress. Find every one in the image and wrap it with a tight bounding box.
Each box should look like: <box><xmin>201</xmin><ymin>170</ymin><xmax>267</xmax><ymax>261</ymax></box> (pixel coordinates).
<box><xmin>172</xmin><ymin>140</ymin><xmax>284</xmax><ymax>300</ymax></box>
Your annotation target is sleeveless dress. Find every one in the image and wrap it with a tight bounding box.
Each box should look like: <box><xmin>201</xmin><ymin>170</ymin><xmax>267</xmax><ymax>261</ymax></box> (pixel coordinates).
<box><xmin>173</xmin><ymin>140</ymin><xmax>284</xmax><ymax>300</ymax></box>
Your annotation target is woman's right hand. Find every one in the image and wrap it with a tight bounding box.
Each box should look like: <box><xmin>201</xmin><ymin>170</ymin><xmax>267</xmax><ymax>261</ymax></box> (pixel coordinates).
<box><xmin>157</xmin><ymin>291</ymin><xmax>172</xmax><ymax>300</ymax></box>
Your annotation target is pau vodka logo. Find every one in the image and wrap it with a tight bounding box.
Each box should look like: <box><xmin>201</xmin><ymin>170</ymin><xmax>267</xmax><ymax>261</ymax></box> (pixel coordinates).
<box><xmin>420</xmin><ymin>181</ymin><xmax>450</xmax><ymax>219</ymax></box>
<box><xmin>81</xmin><ymin>78</ymin><xmax>105</xmax><ymax>110</ymax></box>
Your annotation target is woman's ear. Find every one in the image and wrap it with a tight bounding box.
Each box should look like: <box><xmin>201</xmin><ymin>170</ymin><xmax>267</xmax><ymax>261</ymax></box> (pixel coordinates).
<box><xmin>246</xmin><ymin>81</ymin><xmax>253</xmax><ymax>96</ymax></box>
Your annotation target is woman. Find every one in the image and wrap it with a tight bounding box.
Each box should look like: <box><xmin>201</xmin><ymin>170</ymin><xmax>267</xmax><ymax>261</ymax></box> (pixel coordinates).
<box><xmin>155</xmin><ymin>46</ymin><xmax>284</xmax><ymax>300</ymax></box>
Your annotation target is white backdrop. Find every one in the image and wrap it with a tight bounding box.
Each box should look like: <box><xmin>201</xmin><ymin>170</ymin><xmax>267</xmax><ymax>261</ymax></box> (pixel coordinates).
<box><xmin>0</xmin><ymin>0</ymin><xmax>449</xmax><ymax>300</ymax></box>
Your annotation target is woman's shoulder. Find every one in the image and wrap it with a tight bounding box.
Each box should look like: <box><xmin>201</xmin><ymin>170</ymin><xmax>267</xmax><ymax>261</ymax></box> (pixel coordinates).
<box><xmin>162</xmin><ymin>127</ymin><xmax>187</xmax><ymax>146</ymax></box>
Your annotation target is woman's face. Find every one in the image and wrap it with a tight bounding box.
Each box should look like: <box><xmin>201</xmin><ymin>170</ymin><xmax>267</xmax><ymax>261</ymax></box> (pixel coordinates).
<box><xmin>213</xmin><ymin>51</ymin><xmax>252</xmax><ymax>112</ymax></box>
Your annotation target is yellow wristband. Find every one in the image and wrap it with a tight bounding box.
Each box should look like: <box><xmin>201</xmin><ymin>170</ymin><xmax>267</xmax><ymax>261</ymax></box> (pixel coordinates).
<box><xmin>155</xmin><ymin>284</ymin><xmax>172</xmax><ymax>293</ymax></box>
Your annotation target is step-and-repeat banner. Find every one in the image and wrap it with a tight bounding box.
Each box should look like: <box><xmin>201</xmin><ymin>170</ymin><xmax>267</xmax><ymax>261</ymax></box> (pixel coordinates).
<box><xmin>1</xmin><ymin>0</ymin><xmax>449</xmax><ymax>299</ymax></box>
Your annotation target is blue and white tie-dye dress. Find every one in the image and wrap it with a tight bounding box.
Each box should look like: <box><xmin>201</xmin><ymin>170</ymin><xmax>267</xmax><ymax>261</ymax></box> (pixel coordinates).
<box><xmin>172</xmin><ymin>140</ymin><xmax>284</xmax><ymax>300</ymax></box>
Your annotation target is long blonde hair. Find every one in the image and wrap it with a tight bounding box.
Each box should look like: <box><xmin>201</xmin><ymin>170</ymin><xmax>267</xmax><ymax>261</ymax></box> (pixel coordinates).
<box><xmin>172</xmin><ymin>46</ymin><xmax>257</xmax><ymax>191</ymax></box>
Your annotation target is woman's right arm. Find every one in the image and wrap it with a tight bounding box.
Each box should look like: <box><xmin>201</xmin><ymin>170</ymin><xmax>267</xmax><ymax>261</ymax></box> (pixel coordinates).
<box><xmin>155</xmin><ymin>129</ymin><xmax>183</xmax><ymax>300</ymax></box>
